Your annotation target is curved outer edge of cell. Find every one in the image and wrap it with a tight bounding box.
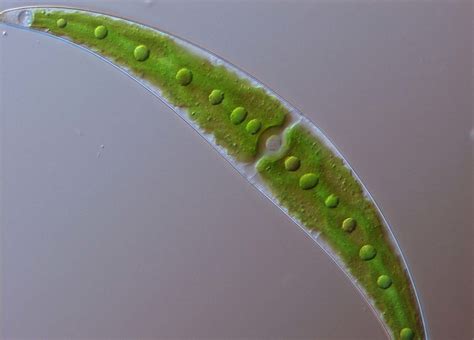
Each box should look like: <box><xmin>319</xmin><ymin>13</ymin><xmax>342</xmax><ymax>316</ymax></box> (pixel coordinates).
<box><xmin>0</xmin><ymin>6</ymin><xmax>429</xmax><ymax>339</ymax></box>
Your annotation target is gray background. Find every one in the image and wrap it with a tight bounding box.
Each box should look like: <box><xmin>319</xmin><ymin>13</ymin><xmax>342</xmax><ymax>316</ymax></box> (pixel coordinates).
<box><xmin>0</xmin><ymin>0</ymin><xmax>472</xmax><ymax>339</ymax></box>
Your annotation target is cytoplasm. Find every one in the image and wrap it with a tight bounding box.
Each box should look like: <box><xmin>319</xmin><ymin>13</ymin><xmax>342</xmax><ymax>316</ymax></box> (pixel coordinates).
<box><xmin>27</xmin><ymin>9</ymin><xmax>288</xmax><ymax>163</ymax></box>
<box><xmin>256</xmin><ymin>124</ymin><xmax>423</xmax><ymax>339</ymax></box>
<box><xmin>0</xmin><ymin>7</ymin><xmax>426</xmax><ymax>339</ymax></box>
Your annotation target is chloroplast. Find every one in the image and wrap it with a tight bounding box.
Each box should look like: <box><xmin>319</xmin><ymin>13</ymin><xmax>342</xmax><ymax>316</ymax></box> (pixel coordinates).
<box><xmin>94</xmin><ymin>25</ymin><xmax>108</xmax><ymax>39</ymax></box>
<box><xmin>30</xmin><ymin>10</ymin><xmax>287</xmax><ymax>162</ymax></box>
<box><xmin>299</xmin><ymin>173</ymin><xmax>319</xmax><ymax>190</ymax></box>
<box><xmin>325</xmin><ymin>194</ymin><xmax>339</xmax><ymax>208</ymax></box>
<box><xmin>209</xmin><ymin>89</ymin><xmax>224</xmax><ymax>105</ymax></box>
<box><xmin>56</xmin><ymin>18</ymin><xmax>66</xmax><ymax>28</ymax></box>
<box><xmin>377</xmin><ymin>275</ymin><xmax>392</xmax><ymax>289</ymax></box>
<box><xmin>230</xmin><ymin>107</ymin><xmax>247</xmax><ymax>125</ymax></box>
<box><xmin>134</xmin><ymin>44</ymin><xmax>150</xmax><ymax>61</ymax></box>
<box><xmin>342</xmin><ymin>217</ymin><xmax>356</xmax><ymax>232</ymax></box>
<box><xmin>400</xmin><ymin>328</ymin><xmax>415</xmax><ymax>340</ymax></box>
<box><xmin>246</xmin><ymin>119</ymin><xmax>261</xmax><ymax>134</ymax></box>
<box><xmin>26</xmin><ymin>9</ymin><xmax>425</xmax><ymax>339</ymax></box>
<box><xmin>359</xmin><ymin>244</ymin><xmax>377</xmax><ymax>261</ymax></box>
<box><xmin>284</xmin><ymin>156</ymin><xmax>300</xmax><ymax>171</ymax></box>
<box><xmin>257</xmin><ymin>125</ymin><xmax>423</xmax><ymax>339</ymax></box>
<box><xmin>176</xmin><ymin>68</ymin><xmax>193</xmax><ymax>86</ymax></box>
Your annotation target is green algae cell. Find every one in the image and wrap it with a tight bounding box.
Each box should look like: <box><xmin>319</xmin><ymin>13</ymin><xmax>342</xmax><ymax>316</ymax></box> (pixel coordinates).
<box><xmin>299</xmin><ymin>173</ymin><xmax>319</xmax><ymax>190</ymax></box>
<box><xmin>377</xmin><ymin>275</ymin><xmax>393</xmax><ymax>289</ymax></box>
<box><xmin>400</xmin><ymin>328</ymin><xmax>415</xmax><ymax>340</ymax></box>
<box><xmin>284</xmin><ymin>156</ymin><xmax>300</xmax><ymax>171</ymax></box>
<box><xmin>359</xmin><ymin>244</ymin><xmax>377</xmax><ymax>261</ymax></box>
<box><xmin>325</xmin><ymin>194</ymin><xmax>339</xmax><ymax>208</ymax></box>
<box><xmin>176</xmin><ymin>68</ymin><xmax>193</xmax><ymax>86</ymax></box>
<box><xmin>246</xmin><ymin>119</ymin><xmax>262</xmax><ymax>134</ymax></box>
<box><xmin>56</xmin><ymin>18</ymin><xmax>67</xmax><ymax>28</ymax></box>
<box><xmin>27</xmin><ymin>10</ymin><xmax>424</xmax><ymax>338</ymax></box>
<box><xmin>209</xmin><ymin>89</ymin><xmax>224</xmax><ymax>105</ymax></box>
<box><xmin>230</xmin><ymin>107</ymin><xmax>247</xmax><ymax>125</ymax></box>
<box><xmin>134</xmin><ymin>44</ymin><xmax>150</xmax><ymax>61</ymax></box>
<box><xmin>342</xmin><ymin>217</ymin><xmax>356</xmax><ymax>232</ymax></box>
<box><xmin>94</xmin><ymin>25</ymin><xmax>108</xmax><ymax>39</ymax></box>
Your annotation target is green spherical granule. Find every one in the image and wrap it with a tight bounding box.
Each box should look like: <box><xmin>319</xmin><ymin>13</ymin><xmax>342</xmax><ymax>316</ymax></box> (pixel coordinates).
<box><xmin>176</xmin><ymin>68</ymin><xmax>193</xmax><ymax>86</ymax></box>
<box><xmin>56</xmin><ymin>18</ymin><xmax>67</xmax><ymax>28</ymax></box>
<box><xmin>325</xmin><ymin>194</ymin><xmax>339</xmax><ymax>208</ymax></box>
<box><xmin>246</xmin><ymin>119</ymin><xmax>262</xmax><ymax>134</ymax></box>
<box><xmin>299</xmin><ymin>173</ymin><xmax>319</xmax><ymax>190</ymax></box>
<box><xmin>134</xmin><ymin>45</ymin><xmax>150</xmax><ymax>61</ymax></box>
<box><xmin>284</xmin><ymin>156</ymin><xmax>301</xmax><ymax>171</ymax></box>
<box><xmin>400</xmin><ymin>328</ymin><xmax>415</xmax><ymax>340</ymax></box>
<box><xmin>342</xmin><ymin>217</ymin><xmax>356</xmax><ymax>232</ymax></box>
<box><xmin>230</xmin><ymin>107</ymin><xmax>247</xmax><ymax>125</ymax></box>
<box><xmin>359</xmin><ymin>244</ymin><xmax>377</xmax><ymax>261</ymax></box>
<box><xmin>94</xmin><ymin>25</ymin><xmax>108</xmax><ymax>39</ymax></box>
<box><xmin>209</xmin><ymin>89</ymin><xmax>224</xmax><ymax>105</ymax></box>
<box><xmin>377</xmin><ymin>275</ymin><xmax>392</xmax><ymax>289</ymax></box>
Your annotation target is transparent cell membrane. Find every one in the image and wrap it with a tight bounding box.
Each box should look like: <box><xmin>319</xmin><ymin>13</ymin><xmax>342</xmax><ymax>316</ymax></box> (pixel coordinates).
<box><xmin>0</xmin><ymin>6</ymin><xmax>428</xmax><ymax>339</ymax></box>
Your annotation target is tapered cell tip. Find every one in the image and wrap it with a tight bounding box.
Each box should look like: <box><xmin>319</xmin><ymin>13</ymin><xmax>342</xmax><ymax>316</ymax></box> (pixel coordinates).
<box><xmin>0</xmin><ymin>8</ymin><xmax>34</xmax><ymax>27</ymax></box>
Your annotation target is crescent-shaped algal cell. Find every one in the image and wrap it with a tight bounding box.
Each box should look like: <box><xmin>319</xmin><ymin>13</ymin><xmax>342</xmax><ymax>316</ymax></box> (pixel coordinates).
<box><xmin>1</xmin><ymin>6</ymin><xmax>428</xmax><ymax>339</ymax></box>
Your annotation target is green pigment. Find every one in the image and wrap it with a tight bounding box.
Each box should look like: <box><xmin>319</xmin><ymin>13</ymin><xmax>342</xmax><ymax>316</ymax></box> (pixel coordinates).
<box><xmin>133</xmin><ymin>44</ymin><xmax>150</xmax><ymax>61</ymax></box>
<box><xmin>359</xmin><ymin>244</ymin><xmax>377</xmax><ymax>261</ymax></box>
<box><xmin>246</xmin><ymin>119</ymin><xmax>262</xmax><ymax>135</ymax></box>
<box><xmin>56</xmin><ymin>18</ymin><xmax>67</xmax><ymax>28</ymax></box>
<box><xmin>284</xmin><ymin>156</ymin><xmax>300</xmax><ymax>171</ymax></box>
<box><xmin>257</xmin><ymin>124</ymin><xmax>423</xmax><ymax>339</ymax></box>
<box><xmin>400</xmin><ymin>328</ymin><xmax>415</xmax><ymax>340</ymax></box>
<box><xmin>230</xmin><ymin>107</ymin><xmax>247</xmax><ymax>125</ymax></box>
<box><xmin>325</xmin><ymin>194</ymin><xmax>339</xmax><ymax>208</ymax></box>
<box><xmin>176</xmin><ymin>68</ymin><xmax>193</xmax><ymax>86</ymax></box>
<box><xmin>208</xmin><ymin>89</ymin><xmax>224</xmax><ymax>105</ymax></box>
<box><xmin>31</xmin><ymin>10</ymin><xmax>424</xmax><ymax>339</ymax></box>
<box><xmin>32</xmin><ymin>10</ymin><xmax>287</xmax><ymax>162</ymax></box>
<box><xmin>94</xmin><ymin>25</ymin><xmax>108</xmax><ymax>39</ymax></box>
<box><xmin>342</xmin><ymin>217</ymin><xmax>356</xmax><ymax>233</ymax></box>
<box><xmin>299</xmin><ymin>173</ymin><xmax>319</xmax><ymax>190</ymax></box>
<box><xmin>377</xmin><ymin>275</ymin><xmax>393</xmax><ymax>289</ymax></box>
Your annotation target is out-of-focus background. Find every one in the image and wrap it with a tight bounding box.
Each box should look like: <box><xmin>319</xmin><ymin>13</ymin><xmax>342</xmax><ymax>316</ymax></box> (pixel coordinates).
<box><xmin>0</xmin><ymin>0</ymin><xmax>472</xmax><ymax>339</ymax></box>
